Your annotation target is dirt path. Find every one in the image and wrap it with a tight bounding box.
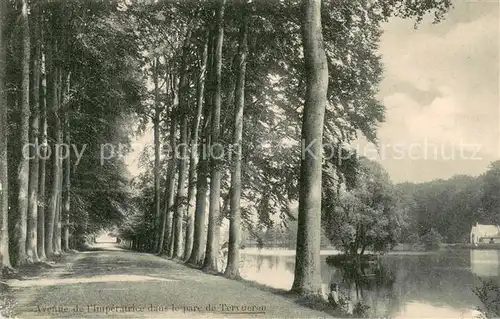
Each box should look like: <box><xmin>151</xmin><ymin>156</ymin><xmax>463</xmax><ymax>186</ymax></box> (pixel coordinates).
<box><xmin>6</xmin><ymin>244</ymin><xmax>331</xmax><ymax>318</ymax></box>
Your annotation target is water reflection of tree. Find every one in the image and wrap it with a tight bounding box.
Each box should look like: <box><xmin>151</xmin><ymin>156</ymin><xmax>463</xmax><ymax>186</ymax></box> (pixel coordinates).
<box><xmin>256</xmin><ymin>256</ymin><xmax>264</xmax><ymax>271</ymax></box>
<box><xmin>332</xmin><ymin>260</ymin><xmax>399</xmax><ymax>317</ymax></box>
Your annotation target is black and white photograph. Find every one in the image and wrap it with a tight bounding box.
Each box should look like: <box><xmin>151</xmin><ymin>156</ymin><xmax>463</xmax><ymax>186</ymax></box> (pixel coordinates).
<box><xmin>0</xmin><ymin>0</ymin><xmax>498</xmax><ymax>318</ymax></box>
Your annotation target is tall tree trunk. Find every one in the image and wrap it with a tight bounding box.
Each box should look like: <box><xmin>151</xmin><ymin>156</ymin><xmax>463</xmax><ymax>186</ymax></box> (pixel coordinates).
<box><xmin>153</xmin><ymin>58</ymin><xmax>162</xmax><ymax>253</ymax></box>
<box><xmin>53</xmin><ymin>170</ymin><xmax>62</xmax><ymax>254</ymax></box>
<box><xmin>165</xmin><ymin>76</ymin><xmax>179</xmax><ymax>257</ymax></box>
<box><xmin>203</xmin><ymin>0</ymin><xmax>225</xmax><ymax>273</ymax></box>
<box><xmin>0</xmin><ymin>0</ymin><xmax>13</xmax><ymax>271</ymax></box>
<box><xmin>173</xmin><ymin>113</ymin><xmax>188</xmax><ymax>259</ymax></box>
<box><xmin>189</xmin><ymin>137</ymin><xmax>209</xmax><ymax>265</ymax></box>
<box><xmin>37</xmin><ymin>40</ymin><xmax>48</xmax><ymax>260</ymax></box>
<box><xmin>156</xmin><ymin>70</ymin><xmax>171</xmax><ymax>254</ymax></box>
<box><xmin>184</xmin><ymin>38</ymin><xmax>208</xmax><ymax>261</ymax></box>
<box><xmin>53</xmin><ymin>68</ymin><xmax>64</xmax><ymax>256</ymax></box>
<box><xmin>157</xmin><ymin>186</ymin><xmax>167</xmax><ymax>254</ymax></box>
<box><xmin>62</xmin><ymin>73</ymin><xmax>70</xmax><ymax>252</ymax></box>
<box><xmin>225</xmin><ymin>1</ymin><xmax>248</xmax><ymax>279</ymax></box>
<box><xmin>291</xmin><ymin>0</ymin><xmax>328</xmax><ymax>296</ymax></box>
<box><xmin>26</xmin><ymin>6</ymin><xmax>42</xmax><ymax>263</ymax></box>
<box><xmin>188</xmin><ymin>33</ymin><xmax>212</xmax><ymax>266</ymax></box>
<box><xmin>188</xmin><ymin>134</ymin><xmax>209</xmax><ymax>265</ymax></box>
<box><xmin>171</xmin><ymin>30</ymin><xmax>192</xmax><ymax>259</ymax></box>
<box><xmin>54</xmin><ymin>129</ymin><xmax>63</xmax><ymax>255</ymax></box>
<box><xmin>158</xmin><ymin>107</ymin><xmax>177</xmax><ymax>255</ymax></box>
<box><xmin>15</xmin><ymin>0</ymin><xmax>31</xmax><ymax>266</ymax></box>
<box><xmin>183</xmin><ymin>141</ymin><xmax>196</xmax><ymax>260</ymax></box>
<box><xmin>45</xmin><ymin>42</ymin><xmax>61</xmax><ymax>258</ymax></box>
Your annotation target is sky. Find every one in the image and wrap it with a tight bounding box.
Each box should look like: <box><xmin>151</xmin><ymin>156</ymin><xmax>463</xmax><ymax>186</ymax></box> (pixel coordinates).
<box><xmin>127</xmin><ymin>1</ymin><xmax>500</xmax><ymax>184</ymax></box>
<box><xmin>368</xmin><ymin>0</ymin><xmax>499</xmax><ymax>183</ymax></box>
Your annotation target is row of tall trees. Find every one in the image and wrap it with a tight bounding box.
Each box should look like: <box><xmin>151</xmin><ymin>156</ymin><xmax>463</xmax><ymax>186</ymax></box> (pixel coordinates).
<box><xmin>0</xmin><ymin>0</ymin><xmax>141</xmax><ymax>271</ymax></box>
<box><xmin>120</xmin><ymin>0</ymin><xmax>453</xmax><ymax>296</ymax></box>
<box><xmin>0</xmin><ymin>0</ymin><xmax>454</xmax><ymax>295</ymax></box>
<box><xmin>124</xmin><ymin>0</ymin><xmax>249</xmax><ymax>276</ymax></box>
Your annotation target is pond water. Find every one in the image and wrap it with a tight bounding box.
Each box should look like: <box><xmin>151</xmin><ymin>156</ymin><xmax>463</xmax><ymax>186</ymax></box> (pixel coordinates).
<box><xmin>238</xmin><ymin>249</ymin><xmax>500</xmax><ymax>318</ymax></box>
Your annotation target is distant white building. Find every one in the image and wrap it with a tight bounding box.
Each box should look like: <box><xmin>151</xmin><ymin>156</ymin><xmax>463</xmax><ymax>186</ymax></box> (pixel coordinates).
<box><xmin>471</xmin><ymin>222</ymin><xmax>500</xmax><ymax>245</ymax></box>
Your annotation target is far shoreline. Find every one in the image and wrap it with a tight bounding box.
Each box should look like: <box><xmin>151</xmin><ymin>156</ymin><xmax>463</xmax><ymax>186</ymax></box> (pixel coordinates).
<box><xmin>239</xmin><ymin>244</ymin><xmax>500</xmax><ymax>257</ymax></box>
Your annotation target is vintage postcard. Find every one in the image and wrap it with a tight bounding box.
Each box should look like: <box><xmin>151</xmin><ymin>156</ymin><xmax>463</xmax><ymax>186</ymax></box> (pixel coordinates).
<box><xmin>0</xmin><ymin>0</ymin><xmax>498</xmax><ymax>318</ymax></box>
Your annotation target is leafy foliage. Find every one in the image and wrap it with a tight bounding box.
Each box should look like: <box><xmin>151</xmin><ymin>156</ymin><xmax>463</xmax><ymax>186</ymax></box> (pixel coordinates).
<box><xmin>396</xmin><ymin>174</ymin><xmax>484</xmax><ymax>244</ymax></box>
<box><xmin>418</xmin><ymin>228</ymin><xmax>443</xmax><ymax>251</ymax></box>
<box><xmin>323</xmin><ymin>158</ymin><xmax>402</xmax><ymax>255</ymax></box>
<box><xmin>475</xmin><ymin>279</ymin><xmax>500</xmax><ymax>318</ymax></box>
